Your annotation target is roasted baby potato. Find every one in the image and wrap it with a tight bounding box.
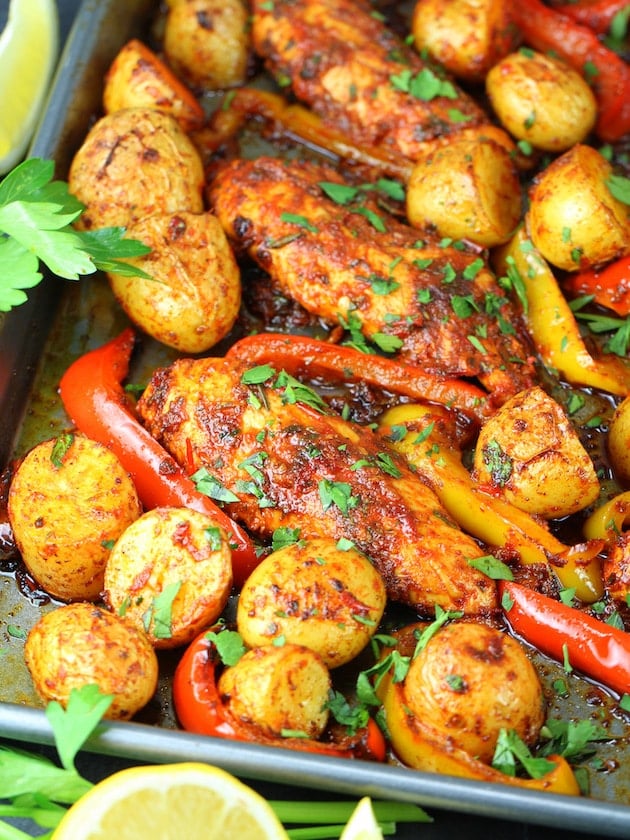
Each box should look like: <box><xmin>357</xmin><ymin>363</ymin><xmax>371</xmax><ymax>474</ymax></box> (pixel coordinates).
<box><xmin>107</xmin><ymin>211</ymin><xmax>241</xmax><ymax>353</ymax></box>
<box><xmin>68</xmin><ymin>107</ymin><xmax>204</xmax><ymax>231</ymax></box>
<box><xmin>8</xmin><ymin>434</ymin><xmax>141</xmax><ymax>602</ymax></box>
<box><xmin>24</xmin><ymin>602</ymin><xmax>159</xmax><ymax>720</ymax></box>
<box><xmin>103</xmin><ymin>39</ymin><xmax>204</xmax><ymax>132</ymax></box>
<box><xmin>472</xmin><ymin>387</ymin><xmax>600</xmax><ymax>519</ymax></box>
<box><xmin>411</xmin><ymin>0</ymin><xmax>514</xmax><ymax>82</ymax></box>
<box><xmin>607</xmin><ymin>395</ymin><xmax>630</xmax><ymax>485</ymax></box>
<box><xmin>237</xmin><ymin>537</ymin><xmax>386</xmax><ymax>668</ymax></box>
<box><xmin>406</xmin><ymin>135</ymin><xmax>521</xmax><ymax>246</ymax></box>
<box><xmin>163</xmin><ymin>0</ymin><xmax>250</xmax><ymax>91</ymax></box>
<box><xmin>104</xmin><ymin>507</ymin><xmax>233</xmax><ymax>649</ymax></box>
<box><xmin>527</xmin><ymin>144</ymin><xmax>630</xmax><ymax>271</ymax></box>
<box><xmin>391</xmin><ymin>621</ymin><xmax>545</xmax><ymax>765</ymax></box>
<box><xmin>486</xmin><ymin>50</ymin><xmax>597</xmax><ymax>152</ymax></box>
<box><xmin>217</xmin><ymin>643</ymin><xmax>331</xmax><ymax>738</ymax></box>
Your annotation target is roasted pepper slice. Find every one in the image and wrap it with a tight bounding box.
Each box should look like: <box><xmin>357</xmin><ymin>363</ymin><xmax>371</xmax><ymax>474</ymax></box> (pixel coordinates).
<box><xmin>173</xmin><ymin>629</ymin><xmax>386</xmax><ymax>761</ymax></box>
<box><xmin>379</xmin><ymin>403</ymin><xmax>604</xmax><ymax>603</ymax></box>
<box><xmin>501</xmin><ymin>579</ymin><xmax>630</xmax><ymax>698</ymax></box>
<box><xmin>226</xmin><ymin>332</ymin><xmax>492</xmax><ymax>424</ymax></box>
<box><xmin>58</xmin><ymin>329</ymin><xmax>259</xmax><ymax>587</ymax></box>
<box><xmin>494</xmin><ymin>229</ymin><xmax>630</xmax><ymax>396</ymax></box>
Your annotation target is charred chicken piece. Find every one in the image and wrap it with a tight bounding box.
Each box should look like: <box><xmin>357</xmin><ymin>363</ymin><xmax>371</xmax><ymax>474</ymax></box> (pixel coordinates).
<box><xmin>250</xmin><ymin>0</ymin><xmax>488</xmax><ymax>162</ymax></box>
<box><xmin>136</xmin><ymin>355</ymin><xmax>496</xmax><ymax>617</ymax></box>
<box><xmin>208</xmin><ymin>155</ymin><xmax>536</xmax><ymax>403</ymax></box>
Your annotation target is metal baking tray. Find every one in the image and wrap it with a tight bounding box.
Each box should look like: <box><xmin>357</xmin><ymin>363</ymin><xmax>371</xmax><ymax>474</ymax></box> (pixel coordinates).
<box><xmin>2</xmin><ymin>0</ymin><xmax>630</xmax><ymax>835</ymax></box>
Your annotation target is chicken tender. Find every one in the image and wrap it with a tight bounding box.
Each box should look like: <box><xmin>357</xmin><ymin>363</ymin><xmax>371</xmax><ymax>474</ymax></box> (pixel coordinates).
<box><xmin>137</xmin><ymin>354</ymin><xmax>496</xmax><ymax>616</ymax></box>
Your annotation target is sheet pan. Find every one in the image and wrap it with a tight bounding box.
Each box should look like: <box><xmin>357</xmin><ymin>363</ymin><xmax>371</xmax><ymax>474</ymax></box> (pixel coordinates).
<box><xmin>1</xmin><ymin>0</ymin><xmax>630</xmax><ymax>835</ymax></box>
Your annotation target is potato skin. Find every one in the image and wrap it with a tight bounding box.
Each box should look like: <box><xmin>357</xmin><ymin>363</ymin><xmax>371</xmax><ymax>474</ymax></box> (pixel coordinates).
<box><xmin>24</xmin><ymin>603</ymin><xmax>158</xmax><ymax>720</ymax></box>
<box><xmin>486</xmin><ymin>50</ymin><xmax>597</xmax><ymax>152</ymax></box>
<box><xmin>411</xmin><ymin>0</ymin><xmax>515</xmax><ymax>82</ymax></box>
<box><xmin>107</xmin><ymin>212</ymin><xmax>241</xmax><ymax>353</ymax></box>
<box><xmin>104</xmin><ymin>507</ymin><xmax>233</xmax><ymax>649</ymax></box>
<box><xmin>163</xmin><ymin>0</ymin><xmax>250</xmax><ymax>91</ymax></box>
<box><xmin>527</xmin><ymin>144</ymin><xmax>630</xmax><ymax>271</ymax></box>
<box><xmin>403</xmin><ymin>622</ymin><xmax>544</xmax><ymax>763</ymax></box>
<box><xmin>406</xmin><ymin>136</ymin><xmax>521</xmax><ymax>247</ymax></box>
<box><xmin>103</xmin><ymin>39</ymin><xmax>204</xmax><ymax>132</ymax></box>
<box><xmin>8</xmin><ymin>435</ymin><xmax>141</xmax><ymax>602</ymax></box>
<box><xmin>472</xmin><ymin>386</ymin><xmax>600</xmax><ymax>518</ymax></box>
<box><xmin>68</xmin><ymin>107</ymin><xmax>204</xmax><ymax>231</ymax></box>
<box><xmin>237</xmin><ymin>537</ymin><xmax>386</xmax><ymax>668</ymax></box>
<box><xmin>217</xmin><ymin>643</ymin><xmax>331</xmax><ymax>738</ymax></box>
<box><xmin>607</xmin><ymin>395</ymin><xmax>630</xmax><ymax>485</ymax></box>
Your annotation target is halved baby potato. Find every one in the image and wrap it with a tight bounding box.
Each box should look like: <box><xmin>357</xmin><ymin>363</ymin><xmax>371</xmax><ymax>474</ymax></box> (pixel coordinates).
<box><xmin>104</xmin><ymin>506</ymin><xmax>233</xmax><ymax>648</ymax></box>
<box><xmin>107</xmin><ymin>211</ymin><xmax>241</xmax><ymax>353</ymax></box>
<box><xmin>237</xmin><ymin>536</ymin><xmax>386</xmax><ymax>668</ymax></box>
<box><xmin>217</xmin><ymin>643</ymin><xmax>331</xmax><ymax>738</ymax></box>
<box><xmin>472</xmin><ymin>386</ymin><xmax>600</xmax><ymax>519</ymax></box>
<box><xmin>8</xmin><ymin>434</ymin><xmax>141</xmax><ymax>602</ymax></box>
<box><xmin>25</xmin><ymin>602</ymin><xmax>158</xmax><ymax>720</ymax></box>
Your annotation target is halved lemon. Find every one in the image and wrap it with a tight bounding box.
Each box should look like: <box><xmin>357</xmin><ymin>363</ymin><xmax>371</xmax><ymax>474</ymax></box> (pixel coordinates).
<box><xmin>340</xmin><ymin>797</ymin><xmax>385</xmax><ymax>840</ymax></box>
<box><xmin>0</xmin><ymin>0</ymin><xmax>59</xmax><ymax>174</ymax></box>
<box><xmin>51</xmin><ymin>762</ymin><xmax>290</xmax><ymax>840</ymax></box>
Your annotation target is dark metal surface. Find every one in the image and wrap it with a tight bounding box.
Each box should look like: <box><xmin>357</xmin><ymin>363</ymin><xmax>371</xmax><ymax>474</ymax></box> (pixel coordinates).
<box><xmin>0</xmin><ymin>1</ymin><xmax>627</xmax><ymax>837</ymax></box>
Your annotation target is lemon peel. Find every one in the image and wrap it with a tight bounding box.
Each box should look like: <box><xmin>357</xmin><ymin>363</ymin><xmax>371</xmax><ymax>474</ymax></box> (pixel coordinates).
<box><xmin>0</xmin><ymin>0</ymin><xmax>59</xmax><ymax>174</ymax></box>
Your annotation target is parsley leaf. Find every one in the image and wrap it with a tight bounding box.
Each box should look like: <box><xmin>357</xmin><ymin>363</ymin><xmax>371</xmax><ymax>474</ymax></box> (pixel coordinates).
<box><xmin>206</xmin><ymin>628</ymin><xmax>247</xmax><ymax>666</ymax></box>
<box><xmin>0</xmin><ymin>158</ymin><xmax>151</xmax><ymax>311</ymax></box>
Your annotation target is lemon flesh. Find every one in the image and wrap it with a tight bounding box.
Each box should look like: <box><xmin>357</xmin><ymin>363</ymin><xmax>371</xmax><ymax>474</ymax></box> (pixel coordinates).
<box><xmin>340</xmin><ymin>797</ymin><xmax>385</xmax><ymax>840</ymax></box>
<box><xmin>51</xmin><ymin>762</ymin><xmax>290</xmax><ymax>840</ymax></box>
<box><xmin>0</xmin><ymin>0</ymin><xmax>59</xmax><ymax>174</ymax></box>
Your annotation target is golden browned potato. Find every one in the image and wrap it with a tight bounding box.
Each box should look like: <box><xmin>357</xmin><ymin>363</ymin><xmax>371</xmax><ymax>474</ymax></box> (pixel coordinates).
<box><xmin>237</xmin><ymin>537</ymin><xmax>386</xmax><ymax>668</ymax></box>
<box><xmin>405</xmin><ymin>136</ymin><xmax>521</xmax><ymax>247</ymax></box>
<box><xmin>8</xmin><ymin>434</ymin><xmax>141</xmax><ymax>602</ymax></box>
<box><xmin>402</xmin><ymin>621</ymin><xmax>544</xmax><ymax>763</ymax></box>
<box><xmin>472</xmin><ymin>386</ymin><xmax>600</xmax><ymax>519</ymax></box>
<box><xmin>527</xmin><ymin>144</ymin><xmax>630</xmax><ymax>271</ymax></box>
<box><xmin>163</xmin><ymin>0</ymin><xmax>250</xmax><ymax>91</ymax></box>
<box><xmin>104</xmin><ymin>507</ymin><xmax>233</xmax><ymax>649</ymax></box>
<box><xmin>607</xmin><ymin>395</ymin><xmax>630</xmax><ymax>484</ymax></box>
<box><xmin>602</xmin><ymin>534</ymin><xmax>630</xmax><ymax>609</ymax></box>
<box><xmin>217</xmin><ymin>643</ymin><xmax>331</xmax><ymax>738</ymax></box>
<box><xmin>103</xmin><ymin>39</ymin><xmax>204</xmax><ymax>133</ymax></box>
<box><xmin>411</xmin><ymin>0</ymin><xmax>515</xmax><ymax>82</ymax></box>
<box><xmin>107</xmin><ymin>212</ymin><xmax>241</xmax><ymax>353</ymax></box>
<box><xmin>68</xmin><ymin>107</ymin><xmax>204</xmax><ymax>231</ymax></box>
<box><xmin>24</xmin><ymin>603</ymin><xmax>158</xmax><ymax>720</ymax></box>
<box><xmin>486</xmin><ymin>50</ymin><xmax>597</xmax><ymax>152</ymax></box>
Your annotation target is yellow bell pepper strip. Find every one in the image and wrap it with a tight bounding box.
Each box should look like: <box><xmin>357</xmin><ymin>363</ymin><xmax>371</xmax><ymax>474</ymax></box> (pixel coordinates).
<box><xmin>583</xmin><ymin>491</ymin><xmax>630</xmax><ymax>541</ymax></box>
<box><xmin>205</xmin><ymin>87</ymin><xmax>413</xmax><ymax>181</ymax></box>
<box><xmin>376</xmin><ymin>665</ymin><xmax>580</xmax><ymax>794</ymax></box>
<box><xmin>379</xmin><ymin>403</ymin><xmax>604</xmax><ymax>602</ymax></box>
<box><xmin>494</xmin><ymin>228</ymin><xmax>630</xmax><ymax>396</ymax></box>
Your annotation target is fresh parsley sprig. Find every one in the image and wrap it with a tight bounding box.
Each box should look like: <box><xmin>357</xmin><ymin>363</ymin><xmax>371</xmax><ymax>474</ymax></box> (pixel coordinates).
<box><xmin>0</xmin><ymin>158</ymin><xmax>151</xmax><ymax>312</ymax></box>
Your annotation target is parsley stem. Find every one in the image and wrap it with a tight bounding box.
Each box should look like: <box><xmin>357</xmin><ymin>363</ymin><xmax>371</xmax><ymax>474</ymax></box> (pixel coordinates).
<box><xmin>286</xmin><ymin>822</ymin><xmax>396</xmax><ymax>839</ymax></box>
<box><xmin>270</xmin><ymin>800</ymin><xmax>429</xmax><ymax>824</ymax></box>
<box><xmin>0</xmin><ymin>820</ymin><xmax>33</xmax><ymax>840</ymax></box>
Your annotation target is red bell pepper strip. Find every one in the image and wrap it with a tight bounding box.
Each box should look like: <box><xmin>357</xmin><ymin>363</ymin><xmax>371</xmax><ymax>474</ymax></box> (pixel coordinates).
<box><xmin>511</xmin><ymin>0</ymin><xmax>630</xmax><ymax>142</ymax></box>
<box><xmin>58</xmin><ymin>329</ymin><xmax>259</xmax><ymax>587</ymax></box>
<box><xmin>563</xmin><ymin>255</ymin><xmax>630</xmax><ymax>317</ymax></box>
<box><xmin>226</xmin><ymin>333</ymin><xmax>492</xmax><ymax>423</ymax></box>
<box><xmin>553</xmin><ymin>1</ymin><xmax>630</xmax><ymax>35</ymax></box>
<box><xmin>500</xmin><ymin>580</ymin><xmax>630</xmax><ymax>698</ymax></box>
<box><xmin>173</xmin><ymin>629</ymin><xmax>387</xmax><ymax>761</ymax></box>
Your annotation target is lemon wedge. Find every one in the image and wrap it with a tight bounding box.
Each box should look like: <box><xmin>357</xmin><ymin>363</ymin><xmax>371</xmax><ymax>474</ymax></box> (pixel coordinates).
<box><xmin>0</xmin><ymin>0</ymin><xmax>58</xmax><ymax>174</ymax></box>
<box><xmin>51</xmin><ymin>762</ymin><xmax>290</xmax><ymax>840</ymax></box>
<box><xmin>340</xmin><ymin>797</ymin><xmax>385</xmax><ymax>840</ymax></box>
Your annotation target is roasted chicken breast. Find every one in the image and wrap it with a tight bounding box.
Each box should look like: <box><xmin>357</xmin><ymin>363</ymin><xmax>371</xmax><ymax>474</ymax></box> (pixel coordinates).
<box><xmin>137</xmin><ymin>355</ymin><xmax>496</xmax><ymax>616</ymax></box>
<box><xmin>209</xmin><ymin>155</ymin><xmax>536</xmax><ymax>403</ymax></box>
<box><xmin>250</xmin><ymin>0</ymin><xmax>488</xmax><ymax>161</ymax></box>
